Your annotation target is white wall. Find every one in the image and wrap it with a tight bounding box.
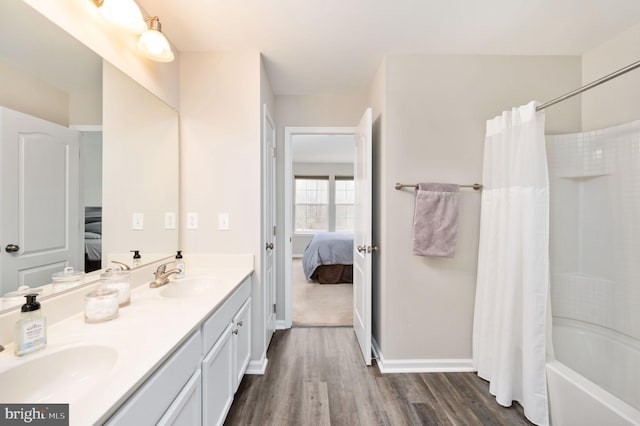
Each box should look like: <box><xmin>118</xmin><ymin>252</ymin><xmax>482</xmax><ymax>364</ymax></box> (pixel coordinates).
<box><xmin>375</xmin><ymin>55</ymin><xmax>582</xmax><ymax>361</ymax></box>
<box><xmin>0</xmin><ymin>61</ymin><xmax>69</xmax><ymax>126</ymax></box>
<box><xmin>81</xmin><ymin>132</ymin><xmax>102</xmax><ymax>207</ymax></box>
<box><xmin>22</xmin><ymin>0</ymin><xmax>179</xmax><ymax>109</ymax></box>
<box><xmin>274</xmin><ymin>95</ymin><xmax>367</xmax><ymax>319</ymax></box>
<box><xmin>179</xmin><ymin>51</ymin><xmax>268</xmax><ymax>361</ymax></box>
<box><xmin>582</xmin><ymin>22</ymin><xmax>640</xmax><ymax>131</ymax></box>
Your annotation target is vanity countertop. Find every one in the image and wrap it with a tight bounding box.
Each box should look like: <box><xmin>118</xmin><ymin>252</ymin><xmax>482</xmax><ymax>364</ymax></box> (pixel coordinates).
<box><xmin>0</xmin><ymin>257</ymin><xmax>253</xmax><ymax>426</ymax></box>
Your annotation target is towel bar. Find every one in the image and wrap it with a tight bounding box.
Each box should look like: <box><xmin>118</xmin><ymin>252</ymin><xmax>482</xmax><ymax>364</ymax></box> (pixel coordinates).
<box><xmin>394</xmin><ymin>182</ymin><xmax>483</xmax><ymax>191</ymax></box>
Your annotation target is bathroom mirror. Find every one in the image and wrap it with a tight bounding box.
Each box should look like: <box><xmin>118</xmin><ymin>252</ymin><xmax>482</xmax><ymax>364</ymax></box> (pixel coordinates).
<box><xmin>0</xmin><ymin>0</ymin><xmax>179</xmax><ymax>311</ymax></box>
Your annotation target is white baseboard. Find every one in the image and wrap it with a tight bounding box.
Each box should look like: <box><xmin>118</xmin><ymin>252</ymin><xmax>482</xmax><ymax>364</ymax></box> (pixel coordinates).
<box><xmin>275</xmin><ymin>320</ymin><xmax>289</xmax><ymax>330</ymax></box>
<box><xmin>372</xmin><ymin>338</ymin><xmax>475</xmax><ymax>374</ymax></box>
<box><xmin>246</xmin><ymin>357</ymin><xmax>268</xmax><ymax>375</ymax></box>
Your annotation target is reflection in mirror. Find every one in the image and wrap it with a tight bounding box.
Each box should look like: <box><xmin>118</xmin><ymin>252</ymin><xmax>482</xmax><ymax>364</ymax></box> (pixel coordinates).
<box><xmin>0</xmin><ymin>0</ymin><xmax>179</xmax><ymax>312</ymax></box>
<box><xmin>102</xmin><ymin>62</ymin><xmax>179</xmax><ymax>263</ymax></box>
<box><xmin>0</xmin><ymin>0</ymin><xmax>101</xmax><ymax>307</ymax></box>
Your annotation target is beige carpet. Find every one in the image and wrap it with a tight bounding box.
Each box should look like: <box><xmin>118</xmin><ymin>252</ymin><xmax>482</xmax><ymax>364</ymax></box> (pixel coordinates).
<box><xmin>292</xmin><ymin>259</ymin><xmax>353</xmax><ymax>326</ymax></box>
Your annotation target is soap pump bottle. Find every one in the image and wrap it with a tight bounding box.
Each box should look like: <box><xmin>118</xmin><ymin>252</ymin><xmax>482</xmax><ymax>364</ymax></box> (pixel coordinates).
<box><xmin>175</xmin><ymin>251</ymin><xmax>185</xmax><ymax>279</ymax></box>
<box><xmin>131</xmin><ymin>250</ymin><xmax>141</xmax><ymax>267</ymax></box>
<box><xmin>14</xmin><ymin>294</ymin><xmax>47</xmax><ymax>356</ymax></box>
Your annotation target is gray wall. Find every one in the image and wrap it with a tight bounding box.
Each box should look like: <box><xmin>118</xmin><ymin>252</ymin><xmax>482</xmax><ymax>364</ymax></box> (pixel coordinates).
<box><xmin>373</xmin><ymin>55</ymin><xmax>582</xmax><ymax>360</ymax></box>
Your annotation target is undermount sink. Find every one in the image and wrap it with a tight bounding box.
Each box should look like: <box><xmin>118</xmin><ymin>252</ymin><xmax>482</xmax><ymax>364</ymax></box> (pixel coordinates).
<box><xmin>160</xmin><ymin>277</ymin><xmax>216</xmax><ymax>298</ymax></box>
<box><xmin>0</xmin><ymin>345</ymin><xmax>118</xmax><ymax>402</ymax></box>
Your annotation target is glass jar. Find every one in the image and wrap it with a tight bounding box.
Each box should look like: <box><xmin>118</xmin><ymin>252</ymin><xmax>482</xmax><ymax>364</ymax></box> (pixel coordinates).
<box><xmin>84</xmin><ymin>288</ymin><xmax>119</xmax><ymax>323</ymax></box>
<box><xmin>100</xmin><ymin>270</ymin><xmax>131</xmax><ymax>307</ymax></box>
<box><xmin>51</xmin><ymin>266</ymin><xmax>85</xmax><ymax>292</ymax></box>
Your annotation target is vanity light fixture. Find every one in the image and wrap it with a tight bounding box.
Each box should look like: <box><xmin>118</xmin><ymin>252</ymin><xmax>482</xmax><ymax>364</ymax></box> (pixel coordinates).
<box><xmin>92</xmin><ymin>0</ymin><xmax>146</xmax><ymax>34</ymax></box>
<box><xmin>137</xmin><ymin>16</ymin><xmax>175</xmax><ymax>62</ymax></box>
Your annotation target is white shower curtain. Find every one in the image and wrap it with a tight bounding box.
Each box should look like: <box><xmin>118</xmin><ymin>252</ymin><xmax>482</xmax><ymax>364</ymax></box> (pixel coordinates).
<box><xmin>473</xmin><ymin>101</ymin><xmax>550</xmax><ymax>426</ymax></box>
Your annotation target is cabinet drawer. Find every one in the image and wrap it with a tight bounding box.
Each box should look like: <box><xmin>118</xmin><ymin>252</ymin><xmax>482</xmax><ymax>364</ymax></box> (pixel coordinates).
<box><xmin>106</xmin><ymin>331</ymin><xmax>202</xmax><ymax>426</ymax></box>
<box><xmin>202</xmin><ymin>277</ymin><xmax>251</xmax><ymax>354</ymax></box>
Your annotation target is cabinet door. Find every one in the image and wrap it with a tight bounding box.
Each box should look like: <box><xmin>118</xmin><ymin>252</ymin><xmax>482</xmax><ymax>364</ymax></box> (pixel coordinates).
<box><xmin>157</xmin><ymin>369</ymin><xmax>202</xmax><ymax>426</ymax></box>
<box><xmin>233</xmin><ymin>298</ymin><xmax>252</xmax><ymax>391</ymax></box>
<box><xmin>202</xmin><ymin>324</ymin><xmax>234</xmax><ymax>426</ymax></box>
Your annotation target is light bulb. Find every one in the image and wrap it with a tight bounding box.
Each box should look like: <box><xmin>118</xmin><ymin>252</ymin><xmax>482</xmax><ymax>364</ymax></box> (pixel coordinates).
<box><xmin>137</xmin><ymin>17</ymin><xmax>175</xmax><ymax>62</ymax></box>
<box><xmin>94</xmin><ymin>0</ymin><xmax>146</xmax><ymax>34</ymax></box>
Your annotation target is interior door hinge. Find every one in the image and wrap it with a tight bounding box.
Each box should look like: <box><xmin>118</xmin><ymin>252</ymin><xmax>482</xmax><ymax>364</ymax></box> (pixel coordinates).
<box><xmin>273</xmin><ymin>303</ymin><xmax>276</xmax><ymax>314</ymax></box>
<box><xmin>273</xmin><ymin>226</ymin><xmax>276</xmax><ymax>236</ymax></box>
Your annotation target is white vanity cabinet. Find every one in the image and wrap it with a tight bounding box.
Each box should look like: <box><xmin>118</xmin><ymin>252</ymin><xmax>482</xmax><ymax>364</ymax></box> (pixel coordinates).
<box><xmin>106</xmin><ymin>276</ymin><xmax>252</xmax><ymax>426</ymax></box>
<box><xmin>232</xmin><ymin>298</ymin><xmax>251</xmax><ymax>391</ymax></box>
<box><xmin>201</xmin><ymin>279</ymin><xmax>252</xmax><ymax>425</ymax></box>
<box><xmin>106</xmin><ymin>331</ymin><xmax>203</xmax><ymax>426</ymax></box>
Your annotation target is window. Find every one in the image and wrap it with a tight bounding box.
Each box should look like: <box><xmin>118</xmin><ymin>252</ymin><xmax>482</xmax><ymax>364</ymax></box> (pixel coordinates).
<box><xmin>294</xmin><ymin>177</ymin><xmax>329</xmax><ymax>232</ymax></box>
<box><xmin>294</xmin><ymin>175</ymin><xmax>354</xmax><ymax>233</ymax></box>
<box><xmin>335</xmin><ymin>177</ymin><xmax>354</xmax><ymax>231</ymax></box>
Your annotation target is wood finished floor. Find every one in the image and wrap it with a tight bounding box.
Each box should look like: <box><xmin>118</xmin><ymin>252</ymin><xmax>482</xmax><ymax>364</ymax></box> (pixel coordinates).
<box><xmin>225</xmin><ymin>328</ymin><xmax>532</xmax><ymax>426</ymax></box>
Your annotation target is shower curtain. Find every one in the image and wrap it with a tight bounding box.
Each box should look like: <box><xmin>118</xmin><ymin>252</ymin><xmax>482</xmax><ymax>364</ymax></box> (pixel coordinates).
<box><xmin>473</xmin><ymin>101</ymin><xmax>550</xmax><ymax>426</ymax></box>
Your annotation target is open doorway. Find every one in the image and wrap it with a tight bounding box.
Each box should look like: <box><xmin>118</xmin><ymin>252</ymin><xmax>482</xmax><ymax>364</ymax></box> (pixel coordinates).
<box><xmin>284</xmin><ymin>127</ymin><xmax>356</xmax><ymax>327</ymax></box>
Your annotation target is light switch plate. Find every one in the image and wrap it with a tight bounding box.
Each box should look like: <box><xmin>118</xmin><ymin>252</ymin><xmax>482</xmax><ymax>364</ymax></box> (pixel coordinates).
<box><xmin>132</xmin><ymin>213</ymin><xmax>144</xmax><ymax>230</ymax></box>
<box><xmin>218</xmin><ymin>213</ymin><xmax>229</xmax><ymax>231</ymax></box>
<box><xmin>164</xmin><ymin>212</ymin><xmax>176</xmax><ymax>230</ymax></box>
<box><xmin>187</xmin><ymin>212</ymin><xmax>198</xmax><ymax>230</ymax></box>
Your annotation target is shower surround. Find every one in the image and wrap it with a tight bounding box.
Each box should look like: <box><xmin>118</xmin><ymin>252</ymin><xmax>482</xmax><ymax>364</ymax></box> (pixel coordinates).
<box><xmin>546</xmin><ymin>120</ymin><xmax>640</xmax><ymax>425</ymax></box>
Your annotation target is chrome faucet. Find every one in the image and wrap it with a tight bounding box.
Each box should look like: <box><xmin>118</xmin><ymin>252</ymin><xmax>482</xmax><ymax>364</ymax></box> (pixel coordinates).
<box><xmin>149</xmin><ymin>262</ymin><xmax>181</xmax><ymax>288</ymax></box>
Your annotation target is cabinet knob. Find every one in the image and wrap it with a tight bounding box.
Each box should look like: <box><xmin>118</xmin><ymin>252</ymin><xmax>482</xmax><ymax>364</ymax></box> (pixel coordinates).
<box><xmin>265</xmin><ymin>242</ymin><xmax>274</xmax><ymax>250</ymax></box>
<box><xmin>232</xmin><ymin>329</ymin><xmax>239</xmax><ymax>335</ymax></box>
<box><xmin>237</xmin><ymin>321</ymin><xmax>243</xmax><ymax>327</ymax></box>
<box><xmin>5</xmin><ymin>244</ymin><xmax>19</xmax><ymax>253</ymax></box>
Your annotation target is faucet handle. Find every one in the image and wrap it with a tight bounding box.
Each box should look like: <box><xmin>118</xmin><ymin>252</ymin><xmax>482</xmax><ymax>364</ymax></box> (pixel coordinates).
<box><xmin>155</xmin><ymin>263</ymin><xmax>167</xmax><ymax>277</ymax></box>
<box><xmin>111</xmin><ymin>260</ymin><xmax>131</xmax><ymax>270</ymax></box>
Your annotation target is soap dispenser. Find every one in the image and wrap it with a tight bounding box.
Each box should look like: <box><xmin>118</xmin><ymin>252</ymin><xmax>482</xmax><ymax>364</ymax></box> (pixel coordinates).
<box><xmin>14</xmin><ymin>294</ymin><xmax>47</xmax><ymax>356</ymax></box>
<box><xmin>175</xmin><ymin>251</ymin><xmax>185</xmax><ymax>279</ymax></box>
<box><xmin>131</xmin><ymin>250</ymin><xmax>141</xmax><ymax>267</ymax></box>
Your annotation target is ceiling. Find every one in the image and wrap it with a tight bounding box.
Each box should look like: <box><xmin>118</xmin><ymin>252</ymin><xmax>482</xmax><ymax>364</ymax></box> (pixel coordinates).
<box><xmin>139</xmin><ymin>0</ymin><xmax>640</xmax><ymax>96</ymax></box>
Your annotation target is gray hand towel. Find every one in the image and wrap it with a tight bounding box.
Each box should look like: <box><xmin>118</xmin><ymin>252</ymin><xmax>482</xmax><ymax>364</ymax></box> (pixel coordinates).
<box><xmin>412</xmin><ymin>183</ymin><xmax>460</xmax><ymax>257</ymax></box>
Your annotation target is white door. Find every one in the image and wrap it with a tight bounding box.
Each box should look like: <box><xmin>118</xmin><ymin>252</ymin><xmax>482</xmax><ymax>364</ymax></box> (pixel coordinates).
<box><xmin>353</xmin><ymin>108</ymin><xmax>373</xmax><ymax>365</ymax></box>
<box><xmin>0</xmin><ymin>107</ymin><xmax>80</xmax><ymax>294</ymax></box>
<box><xmin>263</xmin><ymin>105</ymin><xmax>277</xmax><ymax>347</ymax></box>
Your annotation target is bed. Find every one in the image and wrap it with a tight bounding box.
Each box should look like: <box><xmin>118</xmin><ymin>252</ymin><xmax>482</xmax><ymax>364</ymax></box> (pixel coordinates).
<box><xmin>84</xmin><ymin>206</ymin><xmax>102</xmax><ymax>272</ymax></box>
<box><xmin>302</xmin><ymin>232</ymin><xmax>354</xmax><ymax>284</ymax></box>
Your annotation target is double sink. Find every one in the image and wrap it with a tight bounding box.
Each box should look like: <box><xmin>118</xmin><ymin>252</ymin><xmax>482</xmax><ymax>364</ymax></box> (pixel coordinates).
<box><xmin>0</xmin><ymin>276</ymin><xmax>216</xmax><ymax>406</ymax></box>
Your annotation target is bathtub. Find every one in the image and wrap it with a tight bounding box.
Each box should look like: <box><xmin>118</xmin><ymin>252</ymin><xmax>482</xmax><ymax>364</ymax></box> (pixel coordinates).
<box><xmin>547</xmin><ymin>318</ymin><xmax>640</xmax><ymax>425</ymax></box>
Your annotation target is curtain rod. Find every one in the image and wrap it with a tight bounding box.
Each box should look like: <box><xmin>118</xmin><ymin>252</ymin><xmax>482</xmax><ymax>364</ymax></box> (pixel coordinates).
<box><xmin>536</xmin><ymin>59</ymin><xmax>640</xmax><ymax>111</ymax></box>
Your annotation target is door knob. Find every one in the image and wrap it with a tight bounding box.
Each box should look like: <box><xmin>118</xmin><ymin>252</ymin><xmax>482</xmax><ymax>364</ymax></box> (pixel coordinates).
<box><xmin>265</xmin><ymin>242</ymin><xmax>274</xmax><ymax>250</ymax></box>
<box><xmin>357</xmin><ymin>245</ymin><xmax>366</xmax><ymax>253</ymax></box>
<box><xmin>367</xmin><ymin>245</ymin><xmax>378</xmax><ymax>253</ymax></box>
<box><xmin>5</xmin><ymin>244</ymin><xmax>19</xmax><ymax>253</ymax></box>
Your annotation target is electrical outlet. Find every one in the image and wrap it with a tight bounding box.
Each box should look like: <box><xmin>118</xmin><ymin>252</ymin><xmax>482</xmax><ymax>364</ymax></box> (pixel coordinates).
<box><xmin>132</xmin><ymin>213</ymin><xmax>144</xmax><ymax>230</ymax></box>
<box><xmin>187</xmin><ymin>212</ymin><xmax>198</xmax><ymax>230</ymax></box>
<box><xmin>164</xmin><ymin>212</ymin><xmax>176</xmax><ymax>230</ymax></box>
<box><xmin>218</xmin><ymin>213</ymin><xmax>229</xmax><ymax>231</ymax></box>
